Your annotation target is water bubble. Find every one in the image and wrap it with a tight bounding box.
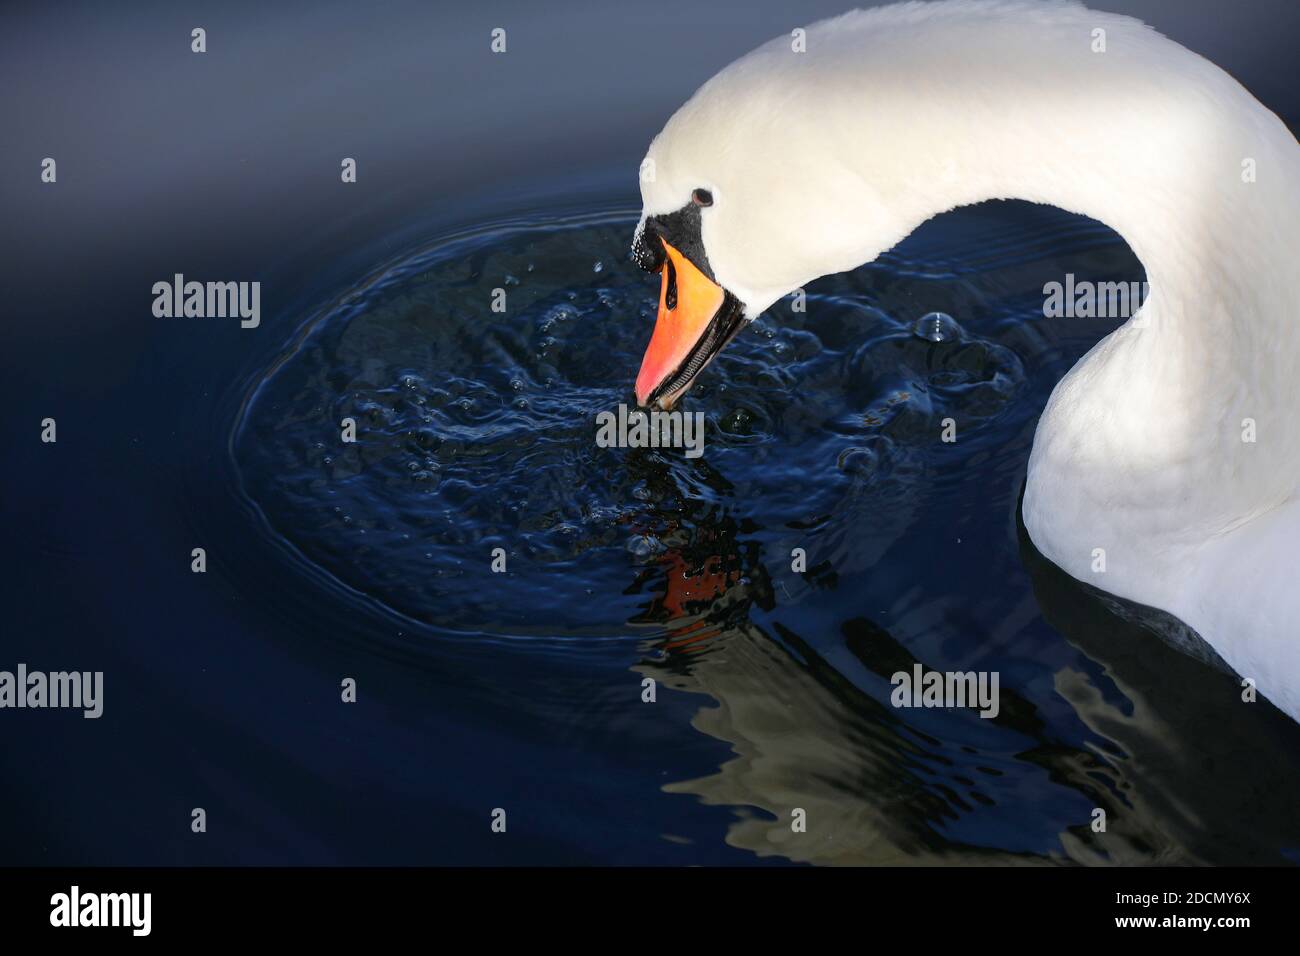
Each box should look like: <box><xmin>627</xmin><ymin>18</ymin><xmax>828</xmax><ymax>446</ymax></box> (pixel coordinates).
<box><xmin>836</xmin><ymin>446</ymin><xmax>876</xmax><ymax>474</ymax></box>
<box><xmin>592</xmin><ymin>260</ymin><xmax>604</xmax><ymax>273</ymax></box>
<box><xmin>626</xmin><ymin>533</ymin><xmax>665</xmax><ymax>558</ymax></box>
<box><xmin>913</xmin><ymin>311</ymin><xmax>960</xmax><ymax>343</ymax></box>
<box><xmin>720</xmin><ymin>407</ymin><xmax>754</xmax><ymax>435</ymax></box>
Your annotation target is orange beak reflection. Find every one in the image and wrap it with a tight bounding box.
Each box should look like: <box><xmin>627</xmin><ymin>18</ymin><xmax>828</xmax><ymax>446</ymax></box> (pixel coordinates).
<box><xmin>635</xmin><ymin>240</ymin><xmax>729</xmax><ymax>409</ymax></box>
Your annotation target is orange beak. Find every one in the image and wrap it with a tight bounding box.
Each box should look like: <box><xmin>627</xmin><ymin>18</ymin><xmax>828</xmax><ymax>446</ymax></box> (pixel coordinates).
<box><xmin>634</xmin><ymin>239</ymin><xmax>728</xmax><ymax>409</ymax></box>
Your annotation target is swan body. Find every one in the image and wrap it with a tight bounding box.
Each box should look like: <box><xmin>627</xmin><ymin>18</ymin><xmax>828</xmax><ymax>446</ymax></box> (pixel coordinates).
<box><xmin>632</xmin><ymin>1</ymin><xmax>1300</xmax><ymax>719</ymax></box>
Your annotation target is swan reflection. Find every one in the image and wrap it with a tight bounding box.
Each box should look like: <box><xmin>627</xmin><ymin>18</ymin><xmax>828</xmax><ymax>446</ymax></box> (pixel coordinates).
<box><xmin>628</xmin><ymin>471</ymin><xmax>1300</xmax><ymax>866</ymax></box>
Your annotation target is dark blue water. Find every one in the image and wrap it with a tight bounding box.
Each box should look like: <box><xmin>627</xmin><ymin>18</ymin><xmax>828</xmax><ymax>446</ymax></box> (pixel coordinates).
<box><xmin>7</xmin><ymin>192</ymin><xmax>1300</xmax><ymax>866</ymax></box>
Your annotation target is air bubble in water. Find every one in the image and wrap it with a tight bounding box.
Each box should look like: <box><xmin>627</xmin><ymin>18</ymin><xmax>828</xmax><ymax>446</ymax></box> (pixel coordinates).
<box><xmin>913</xmin><ymin>311</ymin><xmax>960</xmax><ymax>342</ymax></box>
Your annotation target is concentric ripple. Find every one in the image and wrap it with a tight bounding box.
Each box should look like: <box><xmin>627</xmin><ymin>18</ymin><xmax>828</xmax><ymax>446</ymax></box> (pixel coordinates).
<box><xmin>233</xmin><ymin>207</ymin><xmax>1028</xmax><ymax>637</ymax></box>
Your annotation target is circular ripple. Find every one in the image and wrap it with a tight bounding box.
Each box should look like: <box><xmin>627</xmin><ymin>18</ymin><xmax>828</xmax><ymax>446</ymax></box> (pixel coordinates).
<box><xmin>233</xmin><ymin>208</ymin><xmax>1025</xmax><ymax>636</ymax></box>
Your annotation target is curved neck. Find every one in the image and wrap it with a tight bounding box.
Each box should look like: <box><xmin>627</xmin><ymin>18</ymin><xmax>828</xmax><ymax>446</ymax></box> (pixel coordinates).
<box><xmin>829</xmin><ymin>6</ymin><xmax>1300</xmax><ymax>541</ymax></box>
<box><xmin>886</xmin><ymin>62</ymin><xmax>1297</xmax><ymax>353</ymax></box>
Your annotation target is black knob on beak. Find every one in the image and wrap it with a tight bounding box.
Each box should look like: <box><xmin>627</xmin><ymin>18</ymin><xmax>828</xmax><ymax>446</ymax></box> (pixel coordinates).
<box><xmin>631</xmin><ymin>222</ymin><xmax>665</xmax><ymax>274</ymax></box>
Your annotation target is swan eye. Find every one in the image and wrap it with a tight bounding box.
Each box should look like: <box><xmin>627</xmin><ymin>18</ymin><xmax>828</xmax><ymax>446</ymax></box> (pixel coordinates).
<box><xmin>692</xmin><ymin>188</ymin><xmax>714</xmax><ymax>207</ymax></box>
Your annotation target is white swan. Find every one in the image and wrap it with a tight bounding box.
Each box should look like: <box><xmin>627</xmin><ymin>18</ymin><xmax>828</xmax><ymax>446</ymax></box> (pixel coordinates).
<box><xmin>630</xmin><ymin>0</ymin><xmax>1300</xmax><ymax>721</ymax></box>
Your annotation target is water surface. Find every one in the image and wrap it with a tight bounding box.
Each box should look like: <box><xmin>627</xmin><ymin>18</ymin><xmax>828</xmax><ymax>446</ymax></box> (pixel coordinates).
<box><xmin>230</xmin><ymin>200</ymin><xmax>1300</xmax><ymax>865</ymax></box>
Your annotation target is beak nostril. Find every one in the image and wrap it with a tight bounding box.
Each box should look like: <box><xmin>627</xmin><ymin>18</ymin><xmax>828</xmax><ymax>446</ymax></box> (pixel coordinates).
<box><xmin>665</xmin><ymin>258</ymin><xmax>678</xmax><ymax>310</ymax></box>
<box><xmin>632</xmin><ymin>226</ymin><xmax>666</xmax><ymax>274</ymax></box>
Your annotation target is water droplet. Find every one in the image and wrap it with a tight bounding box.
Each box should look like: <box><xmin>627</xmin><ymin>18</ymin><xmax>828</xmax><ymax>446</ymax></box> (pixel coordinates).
<box><xmin>913</xmin><ymin>311</ymin><xmax>960</xmax><ymax>343</ymax></box>
<box><xmin>592</xmin><ymin>261</ymin><xmax>604</xmax><ymax>273</ymax></box>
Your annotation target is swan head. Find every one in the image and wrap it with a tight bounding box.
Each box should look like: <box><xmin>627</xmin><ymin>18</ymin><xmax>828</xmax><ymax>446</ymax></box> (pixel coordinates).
<box><xmin>629</xmin><ymin>34</ymin><xmax>909</xmax><ymax>409</ymax></box>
